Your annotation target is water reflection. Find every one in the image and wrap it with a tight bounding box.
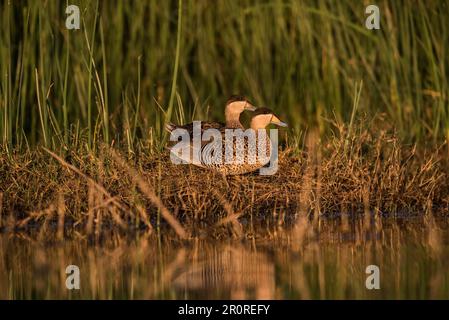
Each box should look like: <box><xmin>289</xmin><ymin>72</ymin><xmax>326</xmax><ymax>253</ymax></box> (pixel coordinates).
<box><xmin>1</xmin><ymin>218</ymin><xmax>449</xmax><ymax>299</ymax></box>
<box><xmin>172</xmin><ymin>245</ymin><xmax>275</xmax><ymax>299</ymax></box>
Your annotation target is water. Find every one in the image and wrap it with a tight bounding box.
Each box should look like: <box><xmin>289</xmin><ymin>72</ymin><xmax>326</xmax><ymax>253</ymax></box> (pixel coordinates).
<box><xmin>1</xmin><ymin>218</ymin><xmax>449</xmax><ymax>299</ymax></box>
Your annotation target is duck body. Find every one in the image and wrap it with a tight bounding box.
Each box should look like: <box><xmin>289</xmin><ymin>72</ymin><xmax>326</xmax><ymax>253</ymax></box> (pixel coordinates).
<box><xmin>167</xmin><ymin>107</ymin><xmax>287</xmax><ymax>176</ymax></box>
<box><xmin>165</xmin><ymin>121</ymin><xmax>226</xmax><ymax>136</ymax></box>
<box><xmin>200</xmin><ymin>128</ymin><xmax>273</xmax><ymax>175</ymax></box>
<box><xmin>166</xmin><ymin>95</ymin><xmax>255</xmax><ymax>166</ymax></box>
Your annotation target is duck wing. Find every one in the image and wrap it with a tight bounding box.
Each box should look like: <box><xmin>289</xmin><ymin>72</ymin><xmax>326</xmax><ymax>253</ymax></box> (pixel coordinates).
<box><xmin>166</xmin><ymin>121</ymin><xmax>225</xmax><ymax>135</ymax></box>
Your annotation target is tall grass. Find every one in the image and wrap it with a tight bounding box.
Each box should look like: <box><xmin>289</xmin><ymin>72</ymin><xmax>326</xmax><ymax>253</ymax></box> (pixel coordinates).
<box><xmin>0</xmin><ymin>0</ymin><xmax>448</xmax><ymax>152</ymax></box>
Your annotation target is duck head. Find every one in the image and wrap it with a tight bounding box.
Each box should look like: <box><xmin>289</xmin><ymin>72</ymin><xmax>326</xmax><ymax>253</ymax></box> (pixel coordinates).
<box><xmin>225</xmin><ymin>95</ymin><xmax>257</xmax><ymax>115</ymax></box>
<box><xmin>223</xmin><ymin>95</ymin><xmax>257</xmax><ymax>128</ymax></box>
<box><xmin>250</xmin><ymin>107</ymin><xmax>288</xmax><ymax>130</ymax></box>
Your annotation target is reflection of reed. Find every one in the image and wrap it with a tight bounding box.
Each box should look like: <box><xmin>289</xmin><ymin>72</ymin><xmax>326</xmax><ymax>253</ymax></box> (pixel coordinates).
<box><xmin>173</xmin><ymin>245</ymin><xmax>275</xmax><ymax>299</ymax></box>
<box><xmin>1</xmin><ymin>222</ymin><xmax>448</xmax><ymax>299</ymax></box>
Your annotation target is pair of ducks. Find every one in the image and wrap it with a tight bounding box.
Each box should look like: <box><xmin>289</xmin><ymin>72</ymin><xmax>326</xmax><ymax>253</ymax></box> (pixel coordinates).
<box><xmin>166</xmin><ymin>96</ymin><xmax>287</xmax><ymax>175</ymax></box>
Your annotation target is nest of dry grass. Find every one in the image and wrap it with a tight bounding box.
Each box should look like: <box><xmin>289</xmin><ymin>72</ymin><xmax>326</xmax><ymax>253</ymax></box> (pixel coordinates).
<box><xmin>1</xmin><ymin>125</ymin><xmax>448</xmax><ymax>240</ymax></box>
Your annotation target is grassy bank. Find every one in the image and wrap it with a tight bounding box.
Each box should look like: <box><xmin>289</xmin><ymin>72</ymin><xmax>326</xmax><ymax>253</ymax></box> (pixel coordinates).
<box><xmin>1</xmin><ymin>1</ymin><xmax>449</xmax><ymax>239</ymax></box>
<box><xmin>1</xmin><ymin>121</ymin><xmax>447</xmax><ymax>240</ymax></box>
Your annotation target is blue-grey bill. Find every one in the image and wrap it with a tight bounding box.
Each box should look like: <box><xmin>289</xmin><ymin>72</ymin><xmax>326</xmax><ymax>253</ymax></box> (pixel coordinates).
<box><xmin>273</xmin><ymin>121</ymin><xmax>288</xmax><ymax>127</ymax></box>
<box><xmin>245</xmin><ymin>104</ymin><xmax>257</xmax><ymax>111</ymax></box>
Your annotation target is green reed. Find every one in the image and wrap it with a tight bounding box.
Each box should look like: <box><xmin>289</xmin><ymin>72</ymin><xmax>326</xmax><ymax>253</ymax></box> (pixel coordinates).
<box><xmin>0</xmin><ymin>0</ymin><xmax>448</xmax><ymax>152</ymax></box>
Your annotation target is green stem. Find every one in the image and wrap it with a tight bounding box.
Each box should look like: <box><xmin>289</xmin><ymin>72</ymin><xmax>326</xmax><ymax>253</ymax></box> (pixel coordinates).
<box><xmin>163</xmin><ymin>0</ymin><xmax>183</xmax><ymax>147</ymax></box>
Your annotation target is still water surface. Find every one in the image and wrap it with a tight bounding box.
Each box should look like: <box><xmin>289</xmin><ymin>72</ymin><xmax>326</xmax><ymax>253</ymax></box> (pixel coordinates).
<box><xmin>1</xmin><ymin>218</ymin><xmax>449</xmax><ymax>299</ymax></box>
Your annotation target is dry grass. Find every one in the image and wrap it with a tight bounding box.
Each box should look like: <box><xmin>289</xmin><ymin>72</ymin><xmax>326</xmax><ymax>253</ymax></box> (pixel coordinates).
<box><xmin>1</xmin><ymin>123</ymin><xmax>448</xmax><ymax>241</ymax></box>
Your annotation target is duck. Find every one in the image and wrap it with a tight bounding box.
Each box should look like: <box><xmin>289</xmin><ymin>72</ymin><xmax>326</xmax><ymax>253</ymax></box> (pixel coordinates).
<box><xmin>168</xmin><ymin>107</ymin><xmax>287</xmax><ymax>176</ymax></box>
<box><xmin>165</xmin><ymin>95</ymin><xmax>257</xmax><ymax>135</ymax></box>
<box><xmin>200</xmin><ymin>107</ymin><xmax>288</xmax><ymax>175</ymax></box>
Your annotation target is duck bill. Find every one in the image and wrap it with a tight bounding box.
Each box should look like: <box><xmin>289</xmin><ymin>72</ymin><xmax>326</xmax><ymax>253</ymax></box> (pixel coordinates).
<box><xmin>244</xmin><ymin>102</ymin><xmax>257</xmax><ymax>111</ymax></box>
<box><xmin>270</xmin><ymin>115</ymin><xmax>288</xmax><ymax>127</ymax></box>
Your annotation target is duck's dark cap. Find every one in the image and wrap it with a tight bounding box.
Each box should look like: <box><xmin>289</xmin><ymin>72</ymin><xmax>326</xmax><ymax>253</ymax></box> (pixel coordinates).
<box><xmin>226</xmin><ymin>95</ymin><xmax>247</xmax><ymax>104</ymax></box>
<box><xmin>253</xmin><ymin>107</ymin><xmax>273</xmax><ymax>115</ymax></box>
